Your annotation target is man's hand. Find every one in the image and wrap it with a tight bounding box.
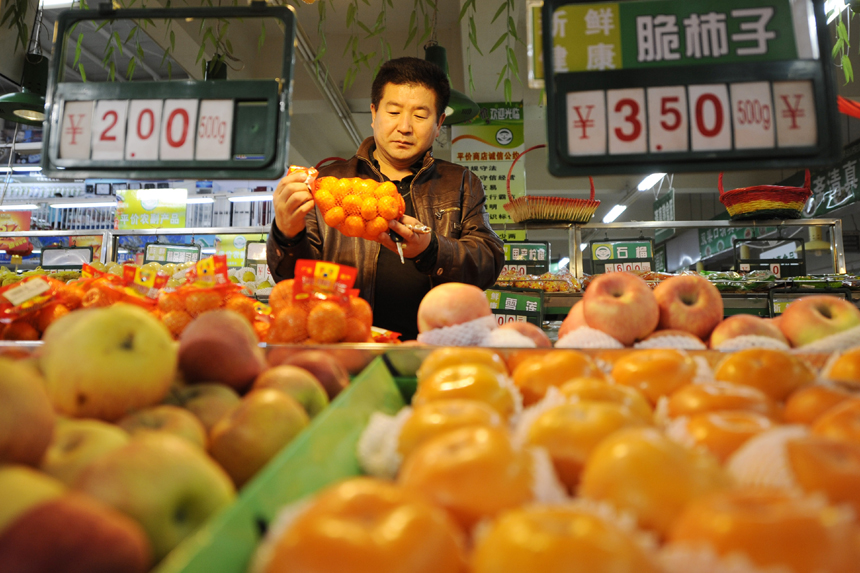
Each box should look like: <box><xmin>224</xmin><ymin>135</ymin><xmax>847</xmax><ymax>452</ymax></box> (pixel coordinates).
<box><xmin>376</xmin><ymin>215</ymin><xmax>432</xmax><ymax>259</ymax></box>
<box><xmin>273</xmin><ymin>170</ymin><xmax>315</xmax><ymax>239</ymax></box>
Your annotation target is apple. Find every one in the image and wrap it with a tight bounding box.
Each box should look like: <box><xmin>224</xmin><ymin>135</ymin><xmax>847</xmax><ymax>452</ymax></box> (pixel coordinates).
<box><xmin>208</xmin><ymin>389</ymin><xmax>310</xmax><ymax>488</ymax></box>
<box><xmin>709</xmin><ymin>314</ymin><xmax>789</xmax><ymax>348</ymax></box>
<box><xmin>74</xmin><ymin>432</ymin><xmax>236</xmax><ymax>561</ymax></box>
<box><xmin>0</xmin><ymin>465</ymin><xmax>65</xmax><ymax>534</ymax></box>
<box><xmin>0</xmin><ymin>493</ymin><xmax>152</xmax><ymax>573</ymax></box>
<box><xmin>558</xmin><ymin>300</ymin><xmax>588</xmax><ymax>339</ymax></box>
<box><xmin>417</xmin><ymin>282</ymin><xmax>492</xmax><ymax>333</ymax></box>
<box><xmin>582</xmin><ymin>272</ymin><xmax>659</xmax><ymax>346</ymax></box>
<box><xmin>118</xmin><ymin>405</ymin><xmax>208</xmax><ymax>450</ymax></box>
<box><xmin>779</xmin><ymin>295</ymin><xmax>860</xmax><ymax>347</ymax></box>
<box><xmin>497</xmin><ymin>321</ymin><xmax>552</xmax><ymax>348</ymax></box>
<box><xmin>41</xmin><ymin>418</ymin><xmax>130</xmax><ymax>486</ymax></box>
<box><xmin>40</xmin><ymin>304</ymin><xmax>177</xmax><ymax>422</ymax></box>
<box><xmin>0</xmin><ymin>357</ymin><xmax>56</xmax><ymax>466</ymax></box>
<box><xmin>163</xmin><ymin>383</ymin><xmax>241</xmax><ymax>433</ymax></box>
<box><xmin>274</xmin><ymin>350</ymin><xmax>351</xmax><ymax>400</ymax></box>
<box><xmin>653</xmin><ymin>274</ymin><xmax>724</xmax><ymax>340</ymax></box>
<box><xmin>178</xmin><ymin>310</ymin><xmax>266</xmax><ymax>392</ymax></box>
<box><xmin>252</xmin><ymin>365</ymin><xmax>330</xmax><ymax>418</ymax></box>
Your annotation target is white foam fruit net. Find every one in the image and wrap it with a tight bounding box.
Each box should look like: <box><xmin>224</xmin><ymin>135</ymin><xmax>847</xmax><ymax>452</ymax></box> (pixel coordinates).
<box><xmin>416</xmin><ymin>315</ymin><xmax>498</xmax><ymax>346</ymax></box>
<box><xmin>555</xmin><ymin>327</ymin><xmax>625</xmax><ymax>349</ymax></box>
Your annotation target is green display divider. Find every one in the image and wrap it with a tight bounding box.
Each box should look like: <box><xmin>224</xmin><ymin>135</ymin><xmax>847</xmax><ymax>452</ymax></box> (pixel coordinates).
<box><xmin>154</xmin><ymin>357</ymin><xmax>405</xmax><ymax>573</ymax></box>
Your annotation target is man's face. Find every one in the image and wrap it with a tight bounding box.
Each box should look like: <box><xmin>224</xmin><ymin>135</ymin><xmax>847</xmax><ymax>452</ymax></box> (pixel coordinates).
<box><xmin>370</xmin><ymin>83</ymin><xmax>445</xmax><ymax>169</ymax></box>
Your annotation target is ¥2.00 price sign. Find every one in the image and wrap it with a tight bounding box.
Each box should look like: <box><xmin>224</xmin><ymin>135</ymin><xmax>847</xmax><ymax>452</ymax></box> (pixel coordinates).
<box><xmin>543</xmin><ymin>0</ymin><xmax>842</xmax><ymax>176</ymax></box>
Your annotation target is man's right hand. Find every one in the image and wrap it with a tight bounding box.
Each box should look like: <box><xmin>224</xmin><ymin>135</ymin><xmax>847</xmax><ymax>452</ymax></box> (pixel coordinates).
<box><xmin>273</xmin><ymin>169</ymin><xmax>316</xmax><ymax>239</ymax></box>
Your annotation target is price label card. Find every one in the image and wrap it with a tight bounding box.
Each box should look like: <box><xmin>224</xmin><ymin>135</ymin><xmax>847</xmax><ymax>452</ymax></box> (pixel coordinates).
<box><xmin>2</xmin><ymin>277</ymin><xmax>51</xmax><ymax>306</ymax></box>
<box><xmin>160</xmin><ymin>99</ymin><xmax>199</xmax><ymax>160</ymax></box>
<box><xmin>196</xmin><ymin>100</ymin><xmax>234</xmax><ymax>160</ymax></box>
<box><xmin>566</xmin><ymin>90</ymin><xmax>606</xmax><ymax>156</ymax></box>
<box><xmin>607</xmin><ymin>88</ymin><xmax>647</xmax><ymax>155</ymax></box>
<box><xmin>647</xmin><ymin>86</ymin><xmax>688</xmax><ymax>153</ymax></box>
<box><xmin>126</xmin><ymin>100</ymin><xmax>163</xmax><ymax>160</ymax></box>
<box><xmin>730</xmin><ymin>82</ymin><xmax>775</xmax><ymax>150</ymax></box>
<box><xmin>59</xmin><ymin>101</ymin><xmax>93</xmax><ymax>159</ymax></box>
<box><xmin>688</xmin><ymin>84</ymin><xmax>732</xmax><ymax>152</ymax></box>
<box><xmin>773</xmin><ymin>80</ymin><xmax>817</xmax><ymax>148</ymax></box>
<box><xmin>91</xmin><ymin>100</ymin><xmax>128</xmax><ymax>160</ymax></box>
<box><xmin>770</xmin><ymin>263</ymin><xmax>781</xmax><ymax>278</ymax></box>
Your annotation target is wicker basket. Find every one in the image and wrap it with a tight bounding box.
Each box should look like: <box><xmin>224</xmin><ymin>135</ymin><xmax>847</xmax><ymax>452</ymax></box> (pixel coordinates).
<box><xmin>718</xmin><ymin>170</ymin><xmax>811</xmax><ymax>221</ymax></box>
<box><xmin>502</xmin><ymin>144</ymin><xmax>600</xmax><ymax>223</ymax></box>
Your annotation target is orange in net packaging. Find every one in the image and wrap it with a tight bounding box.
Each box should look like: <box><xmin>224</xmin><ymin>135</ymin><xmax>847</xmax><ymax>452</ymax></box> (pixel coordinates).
<box><xmin>308</xmin><ymin>170</ymin><xmax>405</xmax><ymax>240</ymax></box>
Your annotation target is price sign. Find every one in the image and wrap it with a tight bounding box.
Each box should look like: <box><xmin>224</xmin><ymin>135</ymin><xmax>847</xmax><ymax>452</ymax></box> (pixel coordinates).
<box><xmin>543</xmin><ymin>0</ymin><xmax>842</xmax><ymax>176</ymax></box>
<box><xmin>42</xmin><ymin>4</ymin><xmax>296</xmax><ymax>180</ymax></box>
<box><xmin>503</xmin><ymin>241</ymin><xmax>551</xmax><ymax>275</ymax></box>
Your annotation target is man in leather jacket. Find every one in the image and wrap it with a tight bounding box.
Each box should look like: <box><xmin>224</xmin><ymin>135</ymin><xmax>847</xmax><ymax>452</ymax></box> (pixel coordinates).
<box><xmin>267</xmin><ymin>57</ymin><xmax>504</xmax><ymax>340</ymax></box>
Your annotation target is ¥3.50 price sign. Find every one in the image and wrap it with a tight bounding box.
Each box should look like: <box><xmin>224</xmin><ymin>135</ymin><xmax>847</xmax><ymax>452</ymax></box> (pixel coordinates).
<box><xmin>542</xmin><ymin>0</ymin><xmax>842</xmax><ymax>176</ymax></box>
<box><xmin>42</xmin><ymin>4</ymin><xmax>295</xmax><ymax>180</ymax></box>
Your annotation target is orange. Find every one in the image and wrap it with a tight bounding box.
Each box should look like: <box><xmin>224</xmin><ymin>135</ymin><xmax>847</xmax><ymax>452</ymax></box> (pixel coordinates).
<box><xmin>269</xmin><ymin>306</ymin><xmax>309</xmax><ymax>344</ymax></box>
<box><xmin>346</xmin><ymin>296</ymin><xmax>373</xmax><ymax>328</ymax></box>
<box><xmin>36</xmin><ymin>303</ymin><xmax>70</xmax><ymax>333</ymax></box>
<box><xmin>353</xmin><ymin>178</ymin><xmax>379</xmax><ymax>197</ymax></box>
<box><xmin>81</xmin><ymin>284</ymin><xmax>121</xmax><ymax>308</ymax></box>
<box><xmin>512</xmin><ymin>350</ymin><xmax>603</xmax><ymax>406</ymax></box>
<box><xmin>714</xmin><ymin>348</ymin><xmax>816</xmax><ymax>401</ymax></box>
<box><xmin>504</xmin><ymin>349</ymin><xmax>554</xmax><ymax>372</ymax></box>
<box><xmin>342</xmin><ymin>316</ymin><xmax>372</xmax><ymax>342</ymax></box>
<box><xmin>185</xmin><ymin>289</ymin><xmax>223</xmax><ymax>317</ymax></box>
<box><xmin>579</xmin><ymin>427</ymin><xmax>731</xmax><ymax>536</ymax></box>
<box><xmin>525</xmin><ymin>401</ymin><xmax>647</xmax><ymax>492</ymax></box>
<box><xmin>472</xmin><ymin>506</ymin><xmax>659</xmax><ymax>573</ymax></box>
<box><xmin>331</xmin><ymin>178</ymin><xmax>353</xmax><ymax>202</ymax></box>
<box><xmin>360</xmin><ymin>197</ymin><xmax>378</xmax><ymax>220</ymax></box>
<box><xmin>669</xmin><ymin>487</ymin><xmax>856</xmax><ymax>573</ymax></box>
<box><xmin>323</xmin><ymin>205</ymin><xmax>346</xmax><ymax>228</ymax></box>
<box><xmin>269</xmin><ymin>279</ymin><xmax>295</xmax><ymax>314</ymax></box>
<box><xmin>2</xmin><ymin>321</ymin><xmax>40</xmax><ymax>341</ymax></box>
<box><xmin>828</xmin><ymin>347</ymin><xmax>860</xmax><ymax>387</ymax></box>
<box><xmin>611</xmin><ymin>349</ymin><xmax>696</xmax><ymax>406</ymax></box>
<box><xmin>784</xmin><ymin>385</ymin><xmax>853</xmax><ymax>425</ymax></box>
<box><xmin>157</xmin><ymin>291</ymin><xmax>185</xmax><ymax>313</ymax></box>
<box><xmin>363</xmin><ymin>217</ymin><xmax>389</xmax><ymax>241</ymax></box>
<box><xmin>162</xmin><ymin>309</ymin><xmax>193</xmax><ymax>338</ymax></box>
<box><xmin>680</xmin><ymin>410</ymin><xmax>774</xmax><ymax>462</ymax></box>
<box><xmin>57</xmin><ymin>284</ymin><xmax>85</xmax><ymax>309</ymax></box>
<box><xmin>224</xmin><ymin>295</ymin><xmax>257</xmax><ymax>323</ymax></box>
<box><xmin>377</xmin><ymin>195</ymin><xmax>402</xmax><ymax>220</ymax></box>
<box><xmin>374</xmin><ymin>181</ymin><xmax>398</xmax><ymax>199</ymax></box>
<box><xmin>341</xmin><ymin>193</ymin><xmax>362</xmax><ymax>216</ymax></box>
<box><xmin>414</xmin><ymin>363</ymin><xmax>516</xmax><ymax>419</ymax></box>
<box><xmin>341</xmin><ymin>215</ymin><xmax>366</xmax><ymax>238</ymax></box>
<box><xmin>787</xmin><ymin>435</ymin><xmax>860</xmax><ymax>516</ymax></box>
<box><xmin>812</xmin><ymin>398</ymin><xmax>860</xmax><ymax>445</ymax></box>
<box><xmin>398</xmin><ymin>426</ymin><xmax>534</xmax><ymax>529</ymax></box>
<box><xmin>397</xmin><ymin>399</ymin><xmax>503</xmax><ymax>459</ymax></box>
<box><xmin>314</xmin><ymin>189</ymin><xmax>336</xmax><ymax>212</ymax></box>
<box><xmin>253</xmin><ymin>320</ymin><xmax>271</xmax><ymax>342</ymax></box>
<box><xmin>667</xmin><ymin>381</ymin><xmax>778</xmax><ymax>420</ymax></box>
<box><xmin>558</xmin><ymin>377</ymin><xmax>653</xmax><ymax>423</ymax></box>
<box><xmin>417</xmin><ymin>347</ymin><xmax>507</xmax><ymax>382</ymax></box>
<box><xmin>314</xmin><ymin>176</ymin><xmax>338</xmax><ymax>193</ymax></box>
<box><xmin>264</xmin><ymin>477</ymin><xmax>467</xmax><ymax>573</ymax></box>
<box><xmin>307</xmin><ymin>301</ymin><xmax>348</xmax><ymax>343</ymax></box>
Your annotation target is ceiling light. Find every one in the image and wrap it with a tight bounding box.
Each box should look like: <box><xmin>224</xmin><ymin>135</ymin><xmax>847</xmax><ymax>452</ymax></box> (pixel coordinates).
<box><xmin>557</xmin><ymin>257</ymin><xmax>569</xmax><ymax>268</ymax></box>
<box><xmin>50</xmin><ymin>201</ymin><xmax>117</xmax><ymax>209</ymax></box>
<box><xmin>227</xmin><ymin>194</ymin><xmax>273</xmax><ymax>202</ymax></box>
<box><xmin>11</xmin><ymin>165</ymin><xmax>41</xmax><ymax>172</ymax></box>
<box><xmin>602</xmin><ymin>204</ymin><xmax>627</xmax><ymax>223</ymax></box>
<box><xmin>580</xmin><ymin>243</ymin><xmax>587</xmax><ymax>251</ymax></box>
<box><xmin>637</xmin><ymin>173</ymin><xmax>666</xmax><ymax>191</ymax></box>
<box><xmin>0</xmin><ymin>204</ymin><xmax>39</xmax><ymax>210</ymax></box>
<box><xmin>0</xmin><ymin>52</ymin><xmax>49</xmax><ymax>127</ymax></box>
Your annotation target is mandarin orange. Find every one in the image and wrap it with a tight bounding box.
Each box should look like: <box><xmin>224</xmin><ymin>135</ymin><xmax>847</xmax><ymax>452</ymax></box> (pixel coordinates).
<box><xmin>307</xmin><ymin>301</ymin><xmax>348</xmax><ymax>343</ymax></box>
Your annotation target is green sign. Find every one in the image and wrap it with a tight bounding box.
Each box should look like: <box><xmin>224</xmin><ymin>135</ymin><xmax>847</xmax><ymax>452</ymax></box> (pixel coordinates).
<box><xmin>503</xmin><ymin>241</ymin><xmax>550</xmax><ymax>274</ymax></box>
<box><xmin>528</xmin><ymin>0</ymin><xmax>545</xmax><ymax>87</ymax></box>
<box><xmin>654</xmin><ymin>243</ymin><xmax>667</xmax><ymax>272</ymax></box>
<box><xmin>486</xmin><ymin>289</ymin><xmax>542</xmax><ymax>327</ymax></box>
<box><xmin>698</xmin><ymin>226</ymin><xmax>755</xmax><ymax>258</ymax></box>
<box><xmin>144</xmin><ymin>243</ymin><xmax>201</xmax><ymax>265</ymax></box>
<box><xmin>653</xmin><ymin>188</ymin><xmax>675</xmax><ymax>243</ymax></box>
<box><xmin>591</xmin><ymin>240</ymin><xmax>652</xmax><ymax>261</ymax></box>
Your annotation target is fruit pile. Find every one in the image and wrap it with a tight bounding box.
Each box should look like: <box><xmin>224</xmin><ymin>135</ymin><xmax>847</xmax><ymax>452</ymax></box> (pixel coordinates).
<box><xmin>0</xmin><ymin>302</ymin><xmax>355</xmax><ymax>571</ymax></box>
<box><xmin>313</xmin><ymin>176</ymin><xmax>405</xmax><ymax>239</ymax></box>
<box><xmin>252</xmin><ymin>345</ymin><xmax>860</xmax><ymax>573</ymax></box>
<box><xmin>494</xmin><ymin>268</ymin><xmax>580</xmax><ymax>292</ymax></box>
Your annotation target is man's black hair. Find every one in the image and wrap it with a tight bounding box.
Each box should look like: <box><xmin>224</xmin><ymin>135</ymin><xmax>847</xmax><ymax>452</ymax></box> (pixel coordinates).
<box><xmin>371</xmin><ymin>57</ymin><xmax>451</xmax><ymax>120</ymax></box>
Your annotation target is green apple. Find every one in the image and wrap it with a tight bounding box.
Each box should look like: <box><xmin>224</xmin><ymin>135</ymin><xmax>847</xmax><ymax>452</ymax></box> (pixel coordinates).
<box><xmin>118</xmin><ymin>405</ymin><xmax>208</xmax><ymax>449</ymax></box>
<box><xmin>164</xmin><ymin>383</ymin><xmax>241</xmax><ymax>433</ymax></box>
<box><xmin>40</xmin><ymin>304</ymin><xmax>178</xmax><ymax>421</ymax></box>
<box><xmin>74</xmin><ymin>432</ymin><xmax>235</xmax><ymax>561</ymax></box>
<box><xmin>0</xmin><ymin>465</ymin><xmax>65</xmax><ymax>534</ymax></box>
<box><xmin>208</xmin><ymin>389</ymin><xmax>310</xmax><ymax>488</ymax></box>
<box><xmin>0</xmin><ymin>357</ymin><xmax>56</xmax><ymax>466</ymax></box>
<box><xmin>252</xmin><ymin>365</ymin><xmax>329</xmax><ymax>418</ymax></box>
<box><xmin>41</xmin><ymin>417</ymin><xmax>130</xmax><ymax>486</ymax></box>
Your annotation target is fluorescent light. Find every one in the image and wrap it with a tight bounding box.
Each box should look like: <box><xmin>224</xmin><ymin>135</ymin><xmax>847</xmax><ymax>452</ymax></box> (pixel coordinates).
<box><xmin>185</xmin><ymin>197</ymin><xmax>215</xmax><ymax>204</ymax></box>
<box><xmin>827</xmin><ymin>0</ymin><xmax>847</xmax><ymax>23</ymax></box>
<box><xmin>0</xmin><ymin>167</ymin><xmax>10</xmax><ymax>173</ymax></box>
<box><xmin>41</xmin><ymin>0</ymin><xmax>74</xmax><ymax>7</ymax></box>
<box><xmin>602</xmin><ymin>204</ymin><xmax>627</xmax><ymax>223</ymax></box>
<box><xmin>557</xmin><ymin>257</ymin><xmax>569</xmax><ymax>268</ymax></box>
<box><xmin>201</xmin><ymin>247</ymin><xmax>217</xmax><ymax>254</ymax></box>
<box><xmin>50</xmin><ymin>201</ymin><xmax>116</xmax><ymax>209</ymax></box>
<box><xmin>227</xmin><ymin>194</ymin><xmax>273</xmax><ymax>203</ymax></box>
<box><xmin>11</xmin><ymin>165</ymin><xmax>41</xmax><ymax>172</ymax></box>
<box><xmin>580</xmin><ymin>243</ymin><xmax>587</xmax><ymax>252</ymax></box>
<box><xmin>637</xmin><ymin>173</ymin><xmax>666</xmax><ymax>191</ymax></box>
<box><xmin>0</xmin><ymin>204</ymin><xmax>39</xmax><ymax>211</ymax></box>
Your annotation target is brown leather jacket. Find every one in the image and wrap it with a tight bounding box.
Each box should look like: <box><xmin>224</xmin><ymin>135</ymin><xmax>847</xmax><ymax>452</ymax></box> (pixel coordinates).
<box><xmin>267</xmin><ymin>137</ymin><xmax>505</xmax><ymax>308</ymax></box>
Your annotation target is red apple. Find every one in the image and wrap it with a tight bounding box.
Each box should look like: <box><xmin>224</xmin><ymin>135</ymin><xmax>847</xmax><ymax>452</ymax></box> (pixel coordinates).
<box><xmin>118</xmin><ymin>405</ymin><xmax>208</xmax><ymax>450</ymax></box>
<box><xmin>779</xmin><ymin>295</ymin><xmax>860</xmax><ymax>347</ymax></box>
<box><xmin>653</xmin><ymin>275</ymin><xmax>724</xmax><ymax>340</ymax></box>
<box><xmin>582</xmin><ymin>272</ymin><xmax>659</xmax><ymax>346</ymax></box>
<box><xmin>0</xmin><ymin>358</ymin><xmax>56</xmax><ymax>467</ymax></box>
<box><xmin>558</xmin><ymin>301</ymin><xmax>588</xmax><ymax>339</ymax></box>
<box><xmin>709</xmin><ymin>314</ymin><xmax>789</xmax><ymax>349</ymax></box>
<box><xmin>163</xmin><ymin>383</ymin><xmax>241</xmax><ymax>433</ymax></box>
<box><xmin>417</xmin><ymin>283</ymin><xmax>492</xmax><ymax>333</ymax></box>
<box><xmin>274</xmin><ymin>350</ymin><xmax>351</xmax><ymax>400</ymax></box>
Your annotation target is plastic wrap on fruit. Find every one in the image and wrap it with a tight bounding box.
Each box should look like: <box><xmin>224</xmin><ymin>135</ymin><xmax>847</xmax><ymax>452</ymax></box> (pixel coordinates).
<box><xmin>287</xmin><ymin>165</ymin><xmax>318</xmax><ymax>189</ymax></box>
<box><xmin>312</xmin><ymin>175</ymin><xmax>406</xmax><ymax>239</ymax></box>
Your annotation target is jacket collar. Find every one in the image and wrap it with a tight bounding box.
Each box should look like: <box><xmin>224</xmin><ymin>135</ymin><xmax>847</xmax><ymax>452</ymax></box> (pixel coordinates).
<box><xmin>357</xmin><ymin>137</ymin><xmax>435</xmax><ymax>176</ymax></box>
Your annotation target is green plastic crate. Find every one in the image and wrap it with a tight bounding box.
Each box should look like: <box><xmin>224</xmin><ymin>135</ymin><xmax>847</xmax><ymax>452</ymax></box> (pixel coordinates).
<box><xmin>154</xmin><ymin>357</ymin><xmax>405</xmax><ymax>573</ymax></box>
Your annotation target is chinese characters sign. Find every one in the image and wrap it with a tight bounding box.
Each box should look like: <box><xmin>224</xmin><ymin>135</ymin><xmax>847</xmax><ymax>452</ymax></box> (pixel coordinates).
<box><xmin>542</xmin><ymin>0</ymin><xmax>841</xmax><ymax>176</ymax></box>
<box><xmin>486</xmin><ymin>289</ymin><xmax>542</xmax><ymax>327</ymax></box>
<box><xmin>591</xmin><ymin>240</ymin><xmax>653</xmax><ymax>273</ymax></box>
<box><xmin>803</xmin><ymin>149</ymin><xmax>860</xmax><ymax>217</ymax></box>
<box><xmin>116</xmin><ymin>188</ymin><xmax>187</xmax><ymax>230</ymax></box>
<box><xmin>0</xmin><ymin>211</ymin><xmax>32</xmax><ymax>253</ymax></box>
<box><xmin>502</xmin><ymin>242</ymin><xmax>550</xmax><ymax>275</ymax></box>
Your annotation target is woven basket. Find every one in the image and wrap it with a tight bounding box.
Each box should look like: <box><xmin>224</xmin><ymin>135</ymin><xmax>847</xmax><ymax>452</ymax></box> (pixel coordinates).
<box><xmin>502</xmin><ymin>144</ymin><xmax>600</xmax><ymax>223</ymax></box>
<box><xmin>718</xmin><ymin>170</ymin><xmax>811</xmax><ymax>221</ymax></box>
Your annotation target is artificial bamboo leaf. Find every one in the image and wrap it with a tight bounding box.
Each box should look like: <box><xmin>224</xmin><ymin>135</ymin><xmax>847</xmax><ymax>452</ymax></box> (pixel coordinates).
<box><xmin>114</xmin><ymin>31</ymin><xmax>123</xmax><ymax>56</ymax></box>
<box><xmin>125</xmin><ymin>25</ymin><xmax>137</xmax><ymax>44</ymax></box>
<box><xmin>361</xmin><ymin>0</ymin><xmax>370</xmax><ymax>5</ymax></box>
<box><xmin>170</xmin><ymin>30</ymin><xmax>175</xmax><ymax>51</ymax></box>
<box><xmin>259</xmin><ymin>21</ymin><xmax>266</xmax><ymax>51</ymax></box>
<box><xmin>458</xmin><ymin>0</ymin><xmax>471</xmax><ymax>21</ymax></box>
<box><xmin>167</xmin><ymin>60</ymin><xmax>172</xmax><ymax>79</ymax></box>
<box><xmin>491</xmin><ymin>2</ymin><xmax>506</xmax><ymax>24</ymax></box>
<box><xmin>844</xmin><ymin>54</ymin><xmax>854</xmax><ymax>83</ymax></box>
<box><xmin>504</xmin><ymin>78</ymin><xmax>512</xmax><ymax>103</ymax></box>
<box><xmin>109</xmin><ymin>61</ymin><xmax>116</xmax><ymax>82</ymax></box>
<box><xmin>357</xmin><ymin>20</ymin><xmax>372</xmax><ymax>35</ymax></box>
<box><xmin>126</xmin><ymin>57</ymin><xmax>136</xmax><ymax>79</ymax></box>
<box><xmin>469</xmin><ymin>18</ymin><xmax>483</xmax><ymax>55</ymax></box>
<box><xmin>508</xmin><ymin>46</ymin><xmax>520</xmax><ymax>78</ymax></box>
<box><xmin>137</xmin><ymin>43</ymin><xmax>144</xmax><ymax>59</ymax></box>
<box><xmin>495</xmin><ymin>64</ymin><xmax>508</xmax><ymax>89</ymax></box>
<box><xmin>490</xmin><ymin>32</ymin><xmax>507</xmax><ymax>53</ymax></box>
<box><xmin>95</xmin><ymin>20</ymin><xmax>109</xmax><ymax>33</ymax></box>
<box><xmin>508</xmin><ymin>16</ymin><xmax>519</xmax><ymax>41</ymax></box>
<box><xmin>73</xmin><ymin>34</ymin><xmax>83</xmax><ymax>69</ymax></box>
<box><xmin>196</xmin><ymin>43</ymin><xmax>206</xmax><ymax>63</ymax></box>
<box><xmin>79</xmin><ymin>63</ymin><xmax>87</xmax><ymax>82</ymax></box>
<box><xmin>346</xmin><ymin>3</ymin><xmax>355</xmax><ymax>27</ymax></box>
<box><xmin>838</xmin><ymin>19</ymin><xmax>849</xmax><ymax>43</ymax></box>
<box><xmin>833</xmin><ymin>39</ymin><xmax>844</xmax><ymax>59</ymax></box>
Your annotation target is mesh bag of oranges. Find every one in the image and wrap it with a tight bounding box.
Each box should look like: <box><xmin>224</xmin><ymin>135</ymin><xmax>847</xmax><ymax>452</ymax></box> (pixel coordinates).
<box><xmin>267</xmin><ymin>259</ymin><xmax>374</xmax><ymax>344</ymax></box>
<box><xmin>290</xmin><ymin>165</ymin><xmax>406</xmax><ymax>239</ymax></box>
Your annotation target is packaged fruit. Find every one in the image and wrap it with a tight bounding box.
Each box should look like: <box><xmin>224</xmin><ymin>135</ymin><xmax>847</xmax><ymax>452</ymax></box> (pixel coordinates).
<box><xmin>312</xmin><ymin>175</ymin><xmax>405</xmax><ymax>239</ymax></box>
